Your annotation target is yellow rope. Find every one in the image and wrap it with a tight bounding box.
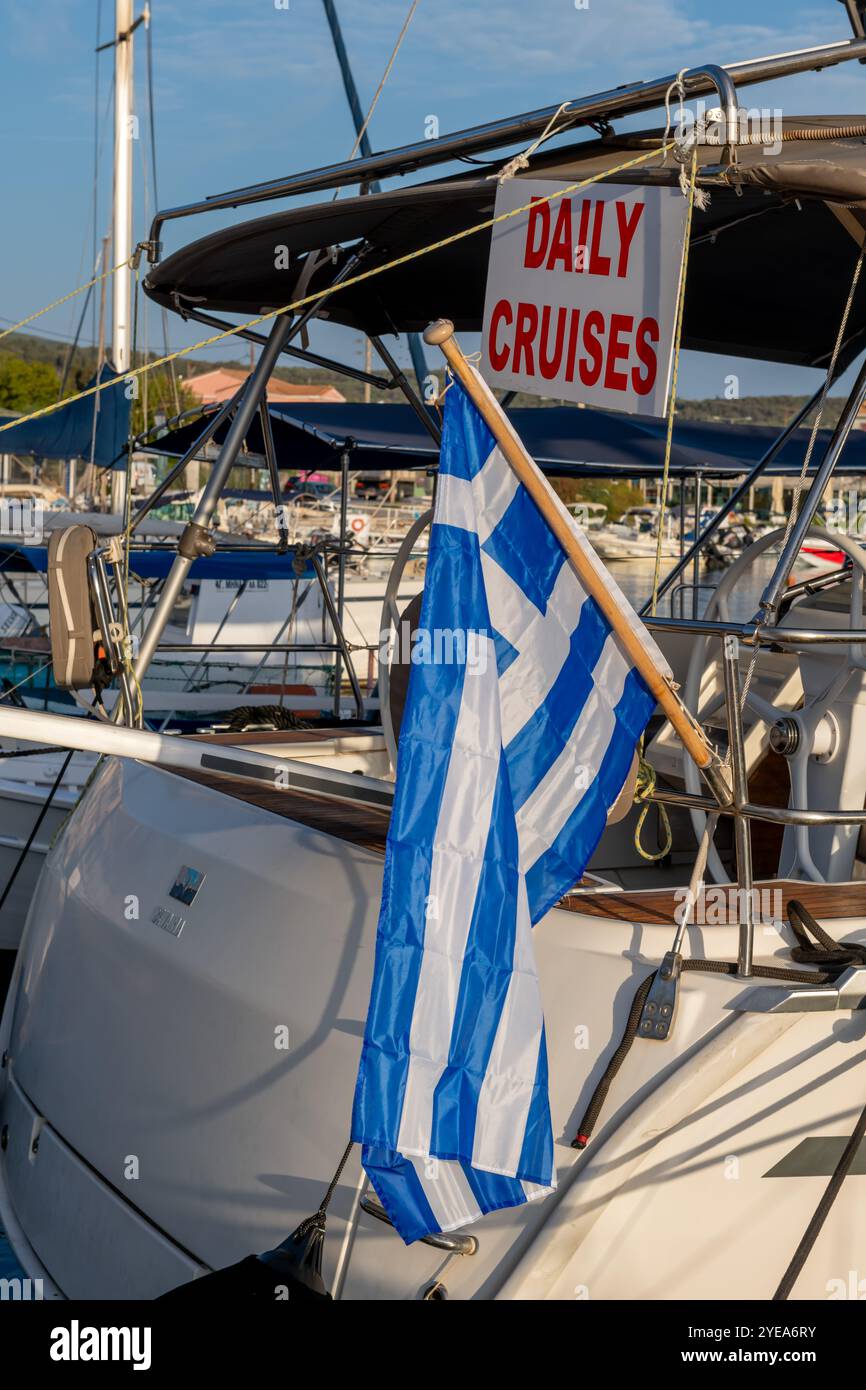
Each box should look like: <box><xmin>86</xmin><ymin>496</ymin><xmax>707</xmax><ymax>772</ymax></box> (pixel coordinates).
<box><xmin>0</xmin><ymin>255</ymin><xmax>136</xmax><ymax>345</ymax></box>
<box><xmin>633</xmin><ymin>751</ymin><xmax>673</xmax><ymax>861</ymax></box>
<box><xmin>0</xmin><ymin>143</ymin><xmax>672</xmax><ymax>438</ymax></box>
<box><xmin>635</xmin><ymin>146</ymin><xmax>696</xmax><ymax>863</ymax></box>
<box><xmin>649</xmin><ymin>144</ymin><xmax>698</xmax><ymax>617</ymax></box>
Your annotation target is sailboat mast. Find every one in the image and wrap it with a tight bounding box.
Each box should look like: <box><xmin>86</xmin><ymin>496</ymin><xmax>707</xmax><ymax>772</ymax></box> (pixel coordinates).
<box><xmin>111</xmin><ymin>0</ymin><xmax>135</xmax><ymax>512</ymax></box>
<box><xmin>320</xmin><ymin>0</ymin><xmax>428</xmax><ymax>395</ymax></box>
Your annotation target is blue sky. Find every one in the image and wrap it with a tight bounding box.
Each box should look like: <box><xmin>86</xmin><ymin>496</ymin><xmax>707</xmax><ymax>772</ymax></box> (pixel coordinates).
<box><xmin>3</xmin><ymin>0</ymin><xmax>866</xmax><ymax>397</ymax></box>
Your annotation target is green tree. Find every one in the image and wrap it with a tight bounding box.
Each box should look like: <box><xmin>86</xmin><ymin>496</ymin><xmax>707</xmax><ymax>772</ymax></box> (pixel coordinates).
<box><xmin>130</xmin><ymin>369</ymin><xmax>196</xmax><ymax>438</ymax></box>
<box><xmin>0</xmin><ymin>354</ymin><xmax>60</xmax><ymax>412</ymax></box>
<box><xmin>551</xmin><ymin>476</ymin><xmax>644</xmax><ymax>521</ymax></box>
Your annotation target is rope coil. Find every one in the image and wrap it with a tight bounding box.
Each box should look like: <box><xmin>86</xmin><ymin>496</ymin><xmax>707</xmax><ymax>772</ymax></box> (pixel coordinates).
<box><xmin>633</xmin><ymin>753</ymin><xmax>673</xmax><ymax>861</ymax></box>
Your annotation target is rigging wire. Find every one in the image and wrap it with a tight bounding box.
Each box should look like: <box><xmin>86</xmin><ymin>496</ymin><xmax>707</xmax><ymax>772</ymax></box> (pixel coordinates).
<box><xmin>145</xmin><ymin>5</ymin><xmax>181</xmax><ymax>417</ymax></box>
<box><xmin>331</xmin><ymin>0</ymin><xmax>421</xmax><ymax>201</ymax></box>
<box><xmin>57</xmin><ymin>241</ymin><xmax>107</xmax><ymax>402</ymax></box>
<box><xmin>649</xmin><ymin>145</ymin><xmax>698</xmax><ymax>617</ymax></box>
<box><xmin>347</xmin><ymin>0</ymin><xmax>419</xmax><ymax>159</ymax></box>
<box><xmin>138</xmin><ymin>71</ymin><xmax>150</xmax><ymax>433</ymax></box>
<box><xmin>59</xmin><ymin>25</ymin><xmax>116</xmax><ymax>398</ymax></box>
<box><xmin>122</xmin><ymin>263</ymin><xmax>145</xmax><ymax>727</ymax></box>
<box><xmin>92</xmin><ymin>0</ymin><xmax>103</xmax><ymax>350</ymax></box>
<box><xmin>58</xmin><ymin>0</ymin><xmax>104</xmax><ymax>374</ymax></box>
<box><xmin>0</xmin><ymin>247</ymin><xmax>131</xmax><ymax>348</ymax></box>
<box><xmin>0</xmin><ymin>318</ymin><xmax>102</xmax><ymax>347</ymax></box>
<box><xmin>734</xmin><ymin>243</ymin><xmax>865</xmax><ymax>726</ymax></box>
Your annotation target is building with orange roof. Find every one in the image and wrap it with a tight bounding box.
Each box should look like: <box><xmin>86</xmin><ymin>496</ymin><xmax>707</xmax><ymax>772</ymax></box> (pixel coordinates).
<box><xmin>184</xmin><ymin>368</ymin><xmax>345</xmax><ymax>406</ymax></box>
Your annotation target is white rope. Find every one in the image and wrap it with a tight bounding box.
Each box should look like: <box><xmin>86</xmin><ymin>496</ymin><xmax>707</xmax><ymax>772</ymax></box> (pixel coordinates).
<box><xmin>493</xmin><ymin>101</ymin><xmax>576</xmax><ymax>184</ymax></box>
<box><xmin>662</xmin><ymin>68</ymin><xmax>689</xmax><ymax>147</ymax></box>
<box><xmin>352</xmin><ymin>0</ymin><xmax>419</xmax><ymax>159</ymax></box>
<box><xmin>332</xmin><ymin>0</ymin><xmax>421</xmax><ymax>202</ymax></box>
<box><xmin>663</xmin><ymin>68</ymin><xmax>710</xmax><ymax>210</ymax></box>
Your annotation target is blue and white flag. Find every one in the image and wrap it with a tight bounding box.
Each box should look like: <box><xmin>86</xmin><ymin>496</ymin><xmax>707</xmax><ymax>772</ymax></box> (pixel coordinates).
<box><xmin>352</xmin><ymin>372</ymin><xmax>672</xmax><ymax>1243</ymax></box>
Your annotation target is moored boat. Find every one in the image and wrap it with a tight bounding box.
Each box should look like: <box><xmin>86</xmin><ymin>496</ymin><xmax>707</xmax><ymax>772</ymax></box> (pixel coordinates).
<box><xmin>8</xmin><ymin>17</ymin><xmax>866</xmax><ymax>1303</ymax></box>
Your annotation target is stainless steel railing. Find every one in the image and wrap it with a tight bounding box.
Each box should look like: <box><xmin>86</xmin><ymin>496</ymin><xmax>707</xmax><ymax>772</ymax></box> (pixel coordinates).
<box><xmin>643</xmin><ymin>611</ymin><xmax>866</xmax><ymax>976</ymax></box>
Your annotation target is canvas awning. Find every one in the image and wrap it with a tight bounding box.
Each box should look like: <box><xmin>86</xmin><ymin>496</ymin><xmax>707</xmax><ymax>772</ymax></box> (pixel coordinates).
<box><xmin>145</xmin><ymin>119</ymin><xmax>866</xmax><ymax>371</ymax></box>
<box><xmin>0</xmin><ymin>363</ymin><xmax>131</xmax><ymax>470</ymax></box>
<box><xmin>0</xmin><ymin>544</ymin><xmax>316</xmax><ymax>581</ymax></box>
<box><xmin>143</xmin><ymin>398</ymin><xmax>866</xmax><ymax>480</ymax></box>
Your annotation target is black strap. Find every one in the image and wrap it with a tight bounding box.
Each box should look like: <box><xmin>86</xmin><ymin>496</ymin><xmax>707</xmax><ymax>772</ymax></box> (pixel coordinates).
<box><xmin>571</xmin><ymin>957</ymin><xmax>832</xmax><ymax>1150</ymax></box>
<box><xmin>774</xmin><ymin>1095</ymin><xmax>866</xmax><ymax>1300</ymax></box>
<box><xmin>572</xmin><ymin>899</ymin><xmax>859</xmax><ymax>1151</ymax></box>
<box><xmin>295</xmin><ymin>1138</ymin><xmax>354</xmax><ymax>1239</ymax></box>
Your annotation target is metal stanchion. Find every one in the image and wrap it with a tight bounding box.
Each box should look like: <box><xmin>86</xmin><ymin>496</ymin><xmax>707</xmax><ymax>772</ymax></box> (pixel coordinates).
<box><xmin>722</xmin><ymin>634</ymin><xmax>754</xmax><ymax>976</ymax></box>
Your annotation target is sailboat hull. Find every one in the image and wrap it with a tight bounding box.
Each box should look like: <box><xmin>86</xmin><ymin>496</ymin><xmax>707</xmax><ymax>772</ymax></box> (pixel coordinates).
<box><xmin>2</xmin><ymin>754</ymin><xmax>866</xmax><ymax>1299</ymax></box>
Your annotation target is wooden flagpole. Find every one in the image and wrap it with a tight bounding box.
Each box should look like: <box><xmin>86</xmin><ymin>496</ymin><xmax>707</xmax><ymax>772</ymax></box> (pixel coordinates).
<box><xmin>423</xmin><ymin>319</ymin><xmax>731</xmax><ymax>806</ymax></box>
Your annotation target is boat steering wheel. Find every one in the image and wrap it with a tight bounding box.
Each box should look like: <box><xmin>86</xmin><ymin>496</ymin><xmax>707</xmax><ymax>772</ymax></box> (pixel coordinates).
<box><xmin>682</xmin><ymin>525</ymin><xmax>866</xmax><ymax>882</ymax></box>
<box><xmin>378</xmin><ymin>509</ymin><xmax>433</xmax><ymax>772</ymax></box>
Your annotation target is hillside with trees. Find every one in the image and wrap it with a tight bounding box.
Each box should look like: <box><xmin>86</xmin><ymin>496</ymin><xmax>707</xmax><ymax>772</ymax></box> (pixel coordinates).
<box><xmin>2</xmin><ymin>331</ymin><xmax>846</xmax><ymax>425</ymax></box>
<box><xmin>2</xmin><ymin>334</ymin><xmax>846</xmax><ymax>522</ymax></box>
<box><xmin>0</xmin><ymin>353</ymin><xmax>61</xmax><ymax>412</ymax></box>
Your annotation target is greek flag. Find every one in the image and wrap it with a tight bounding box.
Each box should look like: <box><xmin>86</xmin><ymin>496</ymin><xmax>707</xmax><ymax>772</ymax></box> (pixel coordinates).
<box><xmin>352</xmin><ymin>373</ymin><xmax>672</xmax><ymax>1243</ymax></box>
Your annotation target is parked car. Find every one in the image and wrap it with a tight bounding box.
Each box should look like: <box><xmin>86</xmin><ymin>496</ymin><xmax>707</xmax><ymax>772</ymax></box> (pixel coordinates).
<box><xmin>283</xmin><ymin>476</ymin><xmax>338</xmax><ymax>501</ymax></box>
<box><xmin>354</xmin><ymin>476</ymin><xmax>390</xmax><ymax>501</ymax></box>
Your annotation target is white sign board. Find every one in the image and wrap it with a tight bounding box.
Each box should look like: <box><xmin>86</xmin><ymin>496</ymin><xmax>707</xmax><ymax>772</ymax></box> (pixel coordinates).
<box><xmin>481</xmin><ymin>180</ymin><xmax>688</xmax><ymax>417</ymax></box>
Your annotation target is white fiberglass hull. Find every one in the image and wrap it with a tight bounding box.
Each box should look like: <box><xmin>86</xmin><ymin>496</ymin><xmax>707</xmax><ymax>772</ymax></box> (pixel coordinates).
<box><xmin>592</xmin><ymin>531</ymin><xmax>680</xmax><ymax>562</ymax></box>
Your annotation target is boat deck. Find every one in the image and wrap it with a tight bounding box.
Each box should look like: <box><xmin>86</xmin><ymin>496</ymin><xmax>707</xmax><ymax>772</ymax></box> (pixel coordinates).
<box><xmin>168</xmin><ymin>735</ymin><xmax>866</xmax><ymax>923</ymax></box>
<box><xmin>175</xmin><ymin>729</ymin><xmax>391</xmax><ymax>854</ymax></box>
<box><xmin>187</xmin><ymin>729</ymin><xmax>353</xmax><ymax>746</ymax></box>
<box><xmin>558</xmin><ymin>881</ymin><xmax>866</xmax><ymax>923</ymax></box>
